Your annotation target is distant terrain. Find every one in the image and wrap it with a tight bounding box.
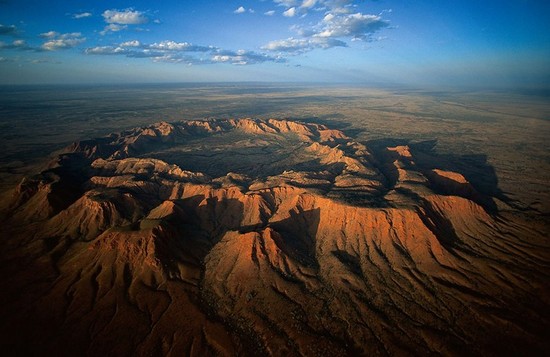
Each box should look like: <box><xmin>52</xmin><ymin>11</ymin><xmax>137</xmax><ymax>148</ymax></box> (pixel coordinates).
<box><xmin>1</xmin><ymin>84</ymin><xmax>549</xmax><ymax>213</ymax></box>
<box><xmin>0</xmin><ymin>85</ymin><xmax>549</xmax><ymax>355</ymax></box>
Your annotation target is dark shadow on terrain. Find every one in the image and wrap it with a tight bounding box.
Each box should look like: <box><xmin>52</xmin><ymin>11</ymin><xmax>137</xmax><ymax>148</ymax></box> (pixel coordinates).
<box><xmin>45</xmin><ymin>154</ymin><xmax>92</xmax><ymax>213</ymax></box>
<box><xmin>397</xmin><ymin>187</ymin><xmax>461</xmax><ymax>250</ymax></box>
<box><xmin>239</xmin><ymin>208</ymin><xmax>321</xmax><ymax>269</ymax></box>
<box><xmin>298</xmin><ymin>116</ymin><xmax>366</xmax><ymax>138</ymax></box>
<box><xmin>331</xmin><ymin>250</ymin><xmax>364</xmax><ymax>277</ymax></box>
<box><xmin>157</xmin><ymin>195</ymin><xmax>318</xmax><ymax>282</ymax></box>
<box><xmin>367</xmin><ymin>140</ymin><xmax>404</xmax><ymax>190</ymax></box>
<box><xmin>269</xmin><ymin>208</ymin><xmax>321</xmax><ymax>268</ymax></box>
<box><xmin>366</xmin><ymin>138</ymin><xmax>509</xmax><ymax>213</ymax></box>
<box><xmin>5</xmin><ymin>152</ymin><xmax>92</xmax><ymax>222</ymax></box>
<box><xmin>166</xmin><ymin>195</ymin><xmax>246</xmax><ymax>264</ymax></box>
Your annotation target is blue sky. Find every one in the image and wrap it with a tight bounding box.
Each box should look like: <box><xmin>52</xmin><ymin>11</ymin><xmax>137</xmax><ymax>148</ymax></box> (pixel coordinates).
<box><xmin>0</xmin><ymin>0</ymin><xmax>549</xmax><ymax>87</ymax></box>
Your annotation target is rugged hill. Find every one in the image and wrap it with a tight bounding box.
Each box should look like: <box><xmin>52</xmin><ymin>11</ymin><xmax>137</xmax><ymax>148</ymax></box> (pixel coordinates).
<box><xmin>1</xmin><ymin>118</ymin><xmax>548</xmax><ymax>356</ymax></box>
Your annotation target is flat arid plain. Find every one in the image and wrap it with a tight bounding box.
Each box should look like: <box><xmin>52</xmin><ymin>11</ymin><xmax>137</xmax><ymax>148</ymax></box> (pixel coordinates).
<box><xmin>0</xmin><ymin>84</ymin><xmax>549</xmax><ymax>355</ymax></box>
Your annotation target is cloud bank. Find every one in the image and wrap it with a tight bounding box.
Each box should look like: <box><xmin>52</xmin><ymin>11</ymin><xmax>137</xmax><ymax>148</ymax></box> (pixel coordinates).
<box><xmin>85</xmin><ymin>40</ymin><xmax>283</xmax><ymax>65</ymax></box>
<box><xmin>263</xmin><ymin>37</ymin><xmax>346</xmax><ymax>53</ymax></box>
<box><xmin>263</xmin><ymin>0</ymin><xmax>390</xmax><ymax>55</ymax></box>
<box><xmin>0</xmin><ymin>1</ymin><xmax>390</xmax><ymax>69</ymax></box>
<box><xmin>40</xmin><ymin>32</ymin><xmax>86</xmax><ymax>51</ymax></box>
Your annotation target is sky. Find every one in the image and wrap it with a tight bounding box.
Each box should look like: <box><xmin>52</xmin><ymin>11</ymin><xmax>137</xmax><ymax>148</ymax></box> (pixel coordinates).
<box><xmin>0</xmin><ymin>0</ymin><xmax>549</xmax><ymax>88</ymax></box>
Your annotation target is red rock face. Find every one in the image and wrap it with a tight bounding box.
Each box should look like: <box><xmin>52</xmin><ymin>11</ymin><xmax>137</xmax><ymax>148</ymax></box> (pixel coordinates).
<box><xmin>0</xmin><ymin>118</ymin><xmax>548</xmax><ymax>356</ymax></box>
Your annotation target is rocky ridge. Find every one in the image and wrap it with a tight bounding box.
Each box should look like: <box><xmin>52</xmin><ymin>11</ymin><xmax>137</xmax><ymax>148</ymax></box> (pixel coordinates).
<box><xmin>0</xmin><ymin>118</ymin><xmax>548</xmax><ymax>356</ymax></box>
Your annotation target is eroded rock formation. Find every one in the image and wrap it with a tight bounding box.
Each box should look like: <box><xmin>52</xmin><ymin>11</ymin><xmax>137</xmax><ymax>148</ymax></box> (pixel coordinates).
<box><xmin>0</xmin><ymin>118</ymin><xmax>548</xmax><ymax>356</ymax></box>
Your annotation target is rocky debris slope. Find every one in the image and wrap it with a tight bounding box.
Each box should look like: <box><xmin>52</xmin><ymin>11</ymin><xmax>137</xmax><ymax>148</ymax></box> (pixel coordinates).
<box><xmin>1</xmin><ymin>118</ymin><xmax>548</xmax><ymax>356</ymax></box>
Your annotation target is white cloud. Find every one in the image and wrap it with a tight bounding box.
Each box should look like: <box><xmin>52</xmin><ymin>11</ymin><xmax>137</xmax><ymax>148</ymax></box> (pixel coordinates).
<box><xmin>323</xmin><ymin>0</ymin><xmax>354</xmax><ymax>14</ymax></box>
<box><xmin>212</xmin><ymin>49</ymin><xmax>283</xmax><ymax>65</ymax></box>
<box><xmin>149</xmin><ymin>41</ymin><xmax>190</xmax><ymax>51</ymax></box>
<box><xmin>100</xmin><ymin>24</ymin><xmax>127</xmax><ymax>35</ymax></box>
<box><xmin>264</xmin><ymin>10</ymin><xmax>276</xmax><ymax>16</ymax></box>
<box><xmin>102</xmin><ymin>9</ymin><xmax>148</xmax><ymax>25</ymax></box>
<box><xmin>301</xmin><ymin>0</ymin><xmax>318</xmax><ymax>9</ymax></box>
<box><xmin>148</xmin><ymin>40</ymin><xmax>213</xmax><ymax>52</ymax></box>
<box><xmin>234</xmin><ymin>6</ymin><xmax>246</xmax><ymax>14</ymax></box>
<box><xmin>127</xmin><ymin>49</ymin><xmax>164</xmax><ymax>58</ymax></box>
<box><xmin>262</xmin><ymin>4</ymin><xmax>390</xmax><ymax>56</ymax></box>
<box><xmin>263</xmin><ymin>38</ymin><xmax>308</xmax><ymax>52</ymax></box>
<box><xmin>41</xmin><ymin>32</ymin><xmax>85</xmax><ymax>51</ymax></box>
<box><xmin>323</xmin><ymin>13</ymin><xmax>335</xmax><ymax>22</ymax></box>
<box><xmin>274</xmin><ymin>0</ymin><xmax>298</xmax><ymax>7</ymax></box>
<box><xmin>263</xmin><ymin>36</ymin><xmax>346</xmax><ymax>53</ymax></box>
<box><xmin>73</xmin><ymin>12</ymin><xmax>92</xmax><ymax>19</ymax></box>
<box><xmin>273</xmin><ymin>0</ymin><xmax>352</xmax><ymax>12</ymax></box>
<box><xmin>86</xmin><ymin>41</ymin><xmax>214</xmax><ymax>56</ymax></box>
<box><xmin>317</xmin><ymin>12</ymin><xmax>389</xmax><ymax>40</ymax></box>
<box><xmin>39</xmin><ymin>31</ymin><xmax>58</xmax><ymax>39</ymax></box>
<box><xmin>150</xmin><ymin>54</ymin><xmax>199</xmax><ymax>64</ymax></box>
<box><xmin>85</xmin><ymin>40</ymin><xmax>282</xmax><ymax>66</ymax></box>
<box><xmin>212</xmin><ymin>55</ymin><xmax>231</xmax><ymax>62</ymax></box>
<box><xmin>2</xmin><ymin>31</ymin><xmax>86</xmax><ymax>52</ymax></box>
<box><xmin>283</xmin><ymin>7</ymin><xmax>296</xmax><ymax>17</ymax></box>
<box><xmin>120</xmin><ymin>40</ymin><xmax>141</xmax><ymax>47</ymax></box>
<box><xmin>85</xmin><ymin>46</ymin><xmax>127</xmax><ymax>55</ymax></box>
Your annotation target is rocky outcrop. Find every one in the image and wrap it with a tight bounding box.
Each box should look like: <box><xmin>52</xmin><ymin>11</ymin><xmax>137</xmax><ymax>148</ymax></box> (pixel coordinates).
<box><xmin>1</xmin><ymin>118</ymin><xmax>548</xmax><ymax>356</ymax></box>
